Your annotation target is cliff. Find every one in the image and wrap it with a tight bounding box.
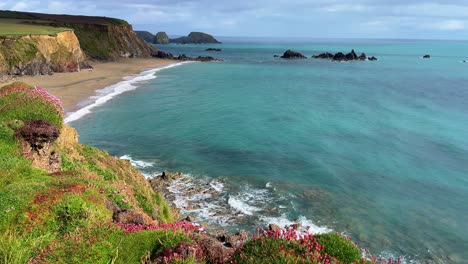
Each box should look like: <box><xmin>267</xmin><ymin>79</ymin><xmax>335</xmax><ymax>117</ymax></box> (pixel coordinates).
<box><xmin>0</xmin><ymin>10</ymin><xmax>158</xmax><ymax>61</ymax></box>
<box><xmin>171</xmin><ymin>32</ymin><xmax>221</xmax><ymax>44</ymax></box>
<box><xmin>0</xmin><ymin>31</ymin><xmax>84</xmax><ymax>76</ymax></box>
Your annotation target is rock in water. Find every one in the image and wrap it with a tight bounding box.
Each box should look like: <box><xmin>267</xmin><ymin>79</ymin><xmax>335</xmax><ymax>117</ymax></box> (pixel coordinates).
<box><xmin>313</xmin><ymin>52</ymin><xmax>334</xmax><ymax>59</ymax></box>
<box><xmin>358</xmin><ymin>53</ymin><xmax>367</xmax><ymax>60</ymax></box>
<box><xmin>368</xmin><ymin>56</ymin><xmax>378</xmax><ymax>61</ymax></box>
<box><xmin>206</xmin><ymin>48</ymin><xmax>222</xmax><ymax>51</ymax></box>
<box><xmin>280</xmin><ymin>50</ymin><xmax>306</xmax><ymax>59</ymax></box>
<box><xmin>345</xmin><ymin>49</ymin><xmax>358</xmax><ymax>60</ymax></box>
<box><xmin>154</xmin><ymin>32</ymin><xmax>170</xmax><ymax>44</ymax></box>
<box><xmin>423</xmin><ymin>54</ymin><xmax>431</xmax><ymax>59</ymax></box>
<box><xmin>333</xmin><ymin>52</ymin><xmax>346</xmax><ymax>61</ymax></box>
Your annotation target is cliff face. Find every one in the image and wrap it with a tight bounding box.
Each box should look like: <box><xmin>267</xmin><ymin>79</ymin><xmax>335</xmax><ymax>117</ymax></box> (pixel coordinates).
<box><xmin>0</xmin><ymin>31</ymin><xmax>84</xmax><ymax>76</ymax></box>
<box><xmin>0</xmin><ymin>10</ymin><xmax>158</xmax><ymax>61</ymax></box>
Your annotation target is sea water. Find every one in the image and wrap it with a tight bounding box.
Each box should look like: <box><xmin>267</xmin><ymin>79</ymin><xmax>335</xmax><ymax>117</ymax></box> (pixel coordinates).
<box><xmin>69</xmin><ymin>38</ymin><xmax>468</xmax><ymax>263</ymax></box>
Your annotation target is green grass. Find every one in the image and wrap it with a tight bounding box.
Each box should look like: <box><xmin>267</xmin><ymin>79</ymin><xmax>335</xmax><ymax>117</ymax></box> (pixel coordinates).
<box><xmin>0</xmin><ymin>19</ymin><xmax>71</xmax><ymax>37</ymax></box>
<box><xmin>315</xmin><ymin>233</ymin><xmax>361</xmax><ymax>264</ymax></box>
<box><xmin>0</xmin><ymin>82</ymin><xmax>180</xmax><ymax>263</ymax></box>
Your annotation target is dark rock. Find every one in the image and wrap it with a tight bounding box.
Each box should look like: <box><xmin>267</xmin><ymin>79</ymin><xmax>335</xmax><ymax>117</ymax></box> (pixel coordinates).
<box><xmin>171</xmin><ymin>32</ymin><xmax>221</xmax><ymax>44</ymax></box>
<box><xmin>79</xmin><ymin>61</ymin><xmax>93</xmax><ymax>70</ymax></box>
<box><xmin>368</xmin><ymin>56</ymin><xmax>378</xmax><ymax>61</ymax></box>
<box><xmin>358</xmin><ymin>53</ymin><xmax>367</xmax><ymax>60</ymax></box>
<box><xmin>333</xmin><ymin>52</ymin><xmax>346</xmax><ymax>61</ymax></box>
<box><xmin>280</xmin><ymin>49</ymin><xmax>306</xmax><ymax>59</ymax></box>
<box><xmin>153</xmin><ymin>50</ymin><xmax>221</xmax><ymax>62</ymax></box>
<box><xmin>423</xmin><ymin>54</ymin><xmax>431</xmax><ymax>59</ymax></box>
<box><xmin>268</xmin><ymin>223</ymin><xmax>281</xmax><ymax>232</ymax></box>
<box><xmin>206</xmin><ymin>48</ymin><xmax>222</xmax><ymax>51</ymax></box>
<box><xmin>223</xmin><ymin>230</ymin><xmax>249</xmax><ymax>248</ymax></box>
<box><xmin>313</xmin><ymin>52</ymin><xmax>334</xmax><ymax>59</ymax></box>
<box><xmin>154</xmin><ymin>32</ymin><xmax>170</xmax><ymax>44</ymax></box>
<box><xmin>196</xmin><ymin>237</ymin><xmax>232</xmax><ymax>263</ymax></box>
<box><xmin>185</xmin><ymin>215</ymin><xmax>195</xmax><ymax>222</ymax></box>
<box><xmin>113</xmin><ymin>209</ymin><xmax>145</xmax><ymax>225</ymax></box>
<box><xmin>273</xmin><ymin>55</ymin><xmax>279</xmax><ymax>57</ymax></box>
<box><xmin>345</xmin><ymin>49</ymin><xmax>358</xmax><ymax>61</ymax></box>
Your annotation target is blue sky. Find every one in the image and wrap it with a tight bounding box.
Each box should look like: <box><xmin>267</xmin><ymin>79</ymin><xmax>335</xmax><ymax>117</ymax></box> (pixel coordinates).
<box><xmin>1</xmin><ymin>0</ymin><xmax>468</xmax><ymax>39</ymax></box>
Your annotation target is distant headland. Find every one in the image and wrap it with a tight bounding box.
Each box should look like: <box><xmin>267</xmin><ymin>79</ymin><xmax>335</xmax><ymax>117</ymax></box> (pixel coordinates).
<box><xmin>136</xmin><ymin>31</ymin><xmax>221</xmax><ymax>44</ymax></box>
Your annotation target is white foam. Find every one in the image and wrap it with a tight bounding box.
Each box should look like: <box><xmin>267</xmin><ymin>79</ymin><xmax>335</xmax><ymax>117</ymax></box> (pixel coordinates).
<box><xmin>210</xmin><ymin>180</ymin><xmax>224</xmax><ymax>192</ymax></box>
<box><xmin>120</xmin><ymin>155</ymin><xmax>155</xmax><ymax>169</ymax></box>
<box><xmin>228</xmin><ymin>195</ymin><xmax>261</xmax><ymax>215</ymax></box>
<box><xmin>261</xmin><ymin>215</ymin><xmax>332</xmax><ymax>234</ymax></box>
<box><xmin>64</xmin><ymin>62</ymin><xmax>191</xmax><ymax>123</ymax></box>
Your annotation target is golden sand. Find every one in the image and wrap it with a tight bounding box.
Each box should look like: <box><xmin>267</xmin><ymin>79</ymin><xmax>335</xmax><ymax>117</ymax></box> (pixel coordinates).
<box><xmin>3</xmin><ymin>58</ymin><xmax>178</xmax><ymax>112</ymax></box>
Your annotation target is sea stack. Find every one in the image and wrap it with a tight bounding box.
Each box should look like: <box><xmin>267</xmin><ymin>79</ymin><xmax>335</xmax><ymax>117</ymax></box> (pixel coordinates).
<box><xmin>154</xmin><ymin>32</ymin><xmax>170</xmax><ymax>44</ymax></box>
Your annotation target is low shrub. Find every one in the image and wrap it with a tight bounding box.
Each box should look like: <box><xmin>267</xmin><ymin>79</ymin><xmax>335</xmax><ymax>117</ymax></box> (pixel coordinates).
<box><xmin>314</xmin><ymin>233</ymin><xmax>361</xmax><ymax>264</ymax></box>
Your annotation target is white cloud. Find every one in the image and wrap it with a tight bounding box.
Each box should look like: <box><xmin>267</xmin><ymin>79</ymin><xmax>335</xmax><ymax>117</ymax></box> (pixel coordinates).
<box><xmin>320</xmin><ymin>4</ymin><xmax>371</xmax><ymax>13</ymax></box>
<box><xmin>431</xmin><ymin>20</ymin><xmax>465</xmax><ymax>30</ymax></box>
<box><xmin>12</xmin><ymin>1</ymin><xmax>32</xmax><ymax>11</ymax></box>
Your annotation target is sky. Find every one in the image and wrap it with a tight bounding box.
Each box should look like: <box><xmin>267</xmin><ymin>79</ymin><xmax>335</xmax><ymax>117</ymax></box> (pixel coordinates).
<box><xmin>1</xmin><ymin>0</ymin><xmax>468</xmax><ymax>39</ymax></box>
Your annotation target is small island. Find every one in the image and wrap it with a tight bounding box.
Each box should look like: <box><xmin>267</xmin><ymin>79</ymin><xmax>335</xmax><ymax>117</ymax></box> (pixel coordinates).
<box><xmin>171</xmin><ymin>32</ymin><xmax>221</xmax><ymax>44</ymax></box>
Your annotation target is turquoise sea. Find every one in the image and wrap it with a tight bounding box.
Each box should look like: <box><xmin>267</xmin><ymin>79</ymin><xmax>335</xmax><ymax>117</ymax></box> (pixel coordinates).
<box><xmin>68</xmin><ymin>38</ymin><xmax>468</xmax><ymax>263</ymax></box>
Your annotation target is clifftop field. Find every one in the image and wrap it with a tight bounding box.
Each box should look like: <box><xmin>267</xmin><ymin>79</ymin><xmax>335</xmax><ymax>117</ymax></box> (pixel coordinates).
<box><xmin>0</xmin><ymin>19</ymin><xmax>71</xmax><ymax>37</ymax></box>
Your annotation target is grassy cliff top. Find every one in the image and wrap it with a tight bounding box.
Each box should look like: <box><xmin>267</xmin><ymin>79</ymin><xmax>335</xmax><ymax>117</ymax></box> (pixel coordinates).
<box><xmin>0</xmin><ymin>18</ymin><xmax>71</xmax><ymax>37</ymax></box>
<box><xmin>0</xmin><ymin>10</ymin><xmax>129</xmax><ymax>26</ymax></box>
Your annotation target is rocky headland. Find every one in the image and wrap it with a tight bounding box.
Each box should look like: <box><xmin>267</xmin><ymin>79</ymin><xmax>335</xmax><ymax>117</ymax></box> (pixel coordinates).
<box><xmin>171</xmin><ymin>32</ymin><xmax>221</xmax><ymax>44</ymax></box>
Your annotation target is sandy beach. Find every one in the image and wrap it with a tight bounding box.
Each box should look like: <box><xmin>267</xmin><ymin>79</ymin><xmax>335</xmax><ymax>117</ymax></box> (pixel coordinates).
<box><xmin>2</xmin><ymin>58</ymin><xmax>178</xmax><ymax>113</ymax></box>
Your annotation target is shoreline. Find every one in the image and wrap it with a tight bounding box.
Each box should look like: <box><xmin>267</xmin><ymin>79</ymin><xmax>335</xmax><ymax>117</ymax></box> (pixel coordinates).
<box><xmin>2</xmin><ymin>58</ymin><xmax>179</xmax><ymax>114</ymax></box>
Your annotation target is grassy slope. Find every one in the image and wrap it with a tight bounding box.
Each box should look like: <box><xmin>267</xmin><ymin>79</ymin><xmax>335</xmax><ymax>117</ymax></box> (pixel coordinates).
<box><xmin>0</xmin><ymin>19</ymin><xmax>71</xmax><ymax>37</ymax></box>
<box><xmin>0</xmin><ymin>82</ymin><xmax>183</xmax><ymax>263</ymax></box>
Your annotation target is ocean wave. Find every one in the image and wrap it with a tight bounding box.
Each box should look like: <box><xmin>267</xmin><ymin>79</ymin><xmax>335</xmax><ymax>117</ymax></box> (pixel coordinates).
<box><xmin>120</xmin><ymin>155</ymin><xmax>155</xmax><ymax>169</ymax></box>
<box><xmin>64</xmin><ymin>62</ymin><xmax>190</xmax><ymax>123</ymax></box>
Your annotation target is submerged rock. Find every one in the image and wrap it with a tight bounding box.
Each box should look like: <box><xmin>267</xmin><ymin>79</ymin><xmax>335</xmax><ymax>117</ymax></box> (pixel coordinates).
<box><xmin>423</xmin><ymin>54</ymin><xmax>431</xmax><ymax>59</ymax></box>
<box><xmin>280</xmin><ymin>50</ymin><xmax>306</xmax><ymax>59</ymax></box>
<box><xmin>206</xmin><ymin>48</ymin><xmax>222</xmax><ymax>51</ymax></box>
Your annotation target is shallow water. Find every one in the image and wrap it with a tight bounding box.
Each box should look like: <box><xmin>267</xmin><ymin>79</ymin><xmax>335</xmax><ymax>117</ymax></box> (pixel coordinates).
<box><xmin>70</xmin><ymin>38</ymin><xmax>468</xmax><ymax>263</ymax></box>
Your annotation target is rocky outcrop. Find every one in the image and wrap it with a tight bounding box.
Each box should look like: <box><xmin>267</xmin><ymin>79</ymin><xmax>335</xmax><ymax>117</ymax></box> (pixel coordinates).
<box><xmin>15</xmin><ymin>120</ymin><xmax>61</xmax><ymax>173</ymax></box>
<box><xmin>313</xmin><ymin>50</ymin><xmax>377</xmax><ymax>62</ymax></box>
<box><xmin>154</xmin><ymin>32</ymin><xmax>170</xmax><ymax>44</ymax></box>
<box><xmin>206</xmin><ymin>48</ymin><xmax>222</xmax><ymax>52</ymax></box>
<box><xmin>280</xmin><ymin>50</ymin><xmax>306</xmax><ymax>59</ymax></box>
<box><xmin>0</xmin><ymin>31</ymin><xmax>85</xmax><ymax>76</ymax></box>
<box><xmin>153</xmin><ymin>50</ymin><xmax>222</xmax><ymax>62</ymax></box>
<box><xmin>171</xmin><ymin>32</ymin><xmax>221</xmax><ymax>44</ymax></box>
<box><xmin>135</xmin><ymin>31</ymin><xmax>155</xmax><ymax>43</ymax></box>
<box><xmin>312</xmin><ymin>52</ymin><xmax>334</xmax><ymax>59</ymax></box>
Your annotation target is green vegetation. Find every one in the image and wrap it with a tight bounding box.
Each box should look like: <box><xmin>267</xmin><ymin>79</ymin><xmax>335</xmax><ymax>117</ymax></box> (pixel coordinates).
<box><xmin>0</xmin><ymin>82</ymin><xmax>180</xmax><ymax>263</ymax></box>
<box><xmin>0</xmin><ymin>18</ymin><xmax>71</xmax><ymax>37</ymax></box>
<box><xmin>315</xmin><ymin>233</ymin><xmax>362</xmax><ymax>264</ymax></box>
